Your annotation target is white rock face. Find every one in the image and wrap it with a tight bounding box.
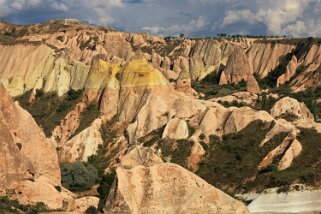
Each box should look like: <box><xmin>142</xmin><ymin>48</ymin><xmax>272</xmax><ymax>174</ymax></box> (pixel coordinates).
<box><xmin>271</xmin><ymin>97</ymin><xmax>314</xmax><ymax>121</ymax></box>
<box><xmin>59</xmin><ymin>119</ymin><xmax>103</xmax><ymax>163</ymax></box>
<box><xmin>248</xmin><ymin>188</ymin><xmax>321</xmax><ymax>214</ymax></box>
<box><xmin>162</xmin><ymin>118</ymin><xmax>189</xmax><ymax>139</ymax></box>
<box><xmin>224</xmin><ymin>107</ymin><xmax>274</xmax><ymax>135</ymax></box>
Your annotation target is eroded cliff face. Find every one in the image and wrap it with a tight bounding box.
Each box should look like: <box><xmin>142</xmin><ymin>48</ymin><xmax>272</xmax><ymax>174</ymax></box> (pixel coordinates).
<box><xmin>1</xmin><ymin>20</ymin><xmax>321</xmax><ymax>213</ymax></box>
<box><xmin>0</xmin><ymin>20</ymin><xmax>298</xmax><ymax>98</ymax></box>
<box><xmin>0</xmin><ymin>85</ymin><xmax>73</xmax><ymax>209</ymax></box>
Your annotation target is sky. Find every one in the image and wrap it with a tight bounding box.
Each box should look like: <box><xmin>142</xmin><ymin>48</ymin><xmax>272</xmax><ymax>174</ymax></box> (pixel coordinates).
<box><xmin>1</xmin><ymin>0</ymin><xmax>321</xmax><ymax>37</ymax></box>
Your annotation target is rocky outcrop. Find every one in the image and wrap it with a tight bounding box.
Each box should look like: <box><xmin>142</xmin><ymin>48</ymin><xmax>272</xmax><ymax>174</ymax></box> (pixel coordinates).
<box><xmin>162</xmin><ymin>118</ymin><xmax>189</xmax><ymax>140</ymax></box>
<box><xmin>194</xmin><ymin>105</ymin><xmax>231</xmax><ymax>138</ymax></box>
<box><xmin>277</xmin><ymin>139</ymin><xmax>302</xmax><ymax>171</ymax></box>
<box><xmin>277</xmin><ymin>55</ymin><xmax>298</xmax><ymax>86</ymax></box>
<box><xmin>67</xmin><ymin>196</ymin><xmax>99</xmax><ymax>213</ymax></box>
<box><xmin>246</xmin><ymin>75</ymin><xmax>261</xmax><ymax>93</ymax></box>
<box><xmin>219</xmin><ymin>47</ymin><xmax>251</xmax><ymax>85</ymax></box>
<box><xmin>258</xmin><ymin>130</ymin><xmax>299</xmax><ymax>170</ymax></box>
<box><xmin>224</xmin><ymin>107</ymin><xmax>274</xmax><ymax>135</ymax></box>
<box><xmin>247</xmin><ymin>42</ymin><xmax>295</xmax><ymax>78</ymax></box>
<box><xmin>260</xmin><ymin>119</ymin><xmax>296</xmax><ymax>147</ymax></box>
<box><xmin>51</xmin><ymin>101</ymin><xmax>87</xmax><ymax>146</ymax></box>
<box><xmin>104</xmin><ymin>146</ymin><xmax>249</xmax><ymax>214</ymax></box>
<box><xmin>0</xmin><ymin>85</ymin><xmax>71</xmax><ymax>209</ymax></box>
<box><xmin>59</xmin><ymin>119</ymin><xmax>103</xmax><ymax>163</ymax></box>
<box><xmin>271</xmin><ymin>97</ymin><xmax>314</xmax><ymax>121</ymax></box>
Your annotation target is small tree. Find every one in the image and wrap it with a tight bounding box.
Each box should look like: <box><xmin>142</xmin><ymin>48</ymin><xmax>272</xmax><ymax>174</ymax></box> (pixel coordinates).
<box><xmin>60</xmin><ymin>161</ymin><xmax>98</xmax><ymax>191</ymax></box>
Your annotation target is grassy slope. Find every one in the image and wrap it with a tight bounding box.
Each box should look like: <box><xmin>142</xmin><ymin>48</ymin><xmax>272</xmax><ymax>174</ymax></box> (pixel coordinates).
<box><xmin>15</xmin><ymin>89</ymin><xmax>83</xmax><ymax>137</ymax></box>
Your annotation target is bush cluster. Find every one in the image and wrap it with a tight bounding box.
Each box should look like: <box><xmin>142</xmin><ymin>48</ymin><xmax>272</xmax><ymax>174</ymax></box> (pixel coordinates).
<box><xmin>61</xmin><ymin>161</ymin><xmax>98</xmax><ymax>192</ymax></box>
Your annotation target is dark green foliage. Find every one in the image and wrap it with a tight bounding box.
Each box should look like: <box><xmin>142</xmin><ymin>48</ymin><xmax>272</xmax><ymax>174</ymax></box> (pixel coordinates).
<box><xmin>279</xmin><ymin>112</ymin><xmax>300</xmax><ymax>122</ymax></box>
<box><xmin>15</xmin><ymin>89</ymin><xmax>83</xmax><ymax>137</ymax></box>
<box><xmin>139</xmin><ymin>126</ymin><xmax>165</xmax><ymax>148</ymax></box>
<box><xmin>97</xmin><ymin>171</ymin><xmax>116</xmax><ymax>200</ymax></box>
<box><xmin>87</xmin><ymin>116</ymin><xmax>118</xmax><ymax>203</ymax></box>
<box><xmin>257</xmin><ymin>92</ymin><xmax>278</xmax><ymax>111</ymax></box>
<box><xmin>157</xmin><ymin>138</ymin><xmax>194</xmax><ymax>168</ymax></box>
<box><xmin>187</xmin><ymin>124</ymin><xmax>196</xmax><ymax>136</ymax></box>
<box><xmin>219</xmin><ymin>100</ymin><xmax>247</xmax><ymax>108</ymax></box>
<box><xmin>80</xmin><ymin>38</ymin><xmax>93</xmax><ymax>50</ymax></box>
<box><xmin>292</xmin><ymin>129</ymin><xmax>321</xmax><ymax>184</ymax></box>
<box><xmin>60</xmin><ymin>161</ymin><xmax>98</xmax><ymax>192</ymax></box>
<box><xmin>196</xmin><ymin>120</ymin><xmax>288</xmax><ymax>194</ymax></box>
<box><xmin>85</xmin><ymin>206</ymin><xmax>98</xmax><ymax>214</ymax></box>
<box><xmin>88</xmin><ymin>152</ymin><xmax>109</xmax><ymax>177</ymax></box>
<box><xmin>191</xmin><ymin>80</ymin><xmax>246</xmax><ymax>100</ymax></box>
<box><xmin>0</xmin><ymin>196</ymin><xmax>48</xmax><ymax>214</ymax></box>
<box><xmin>72</xmin><ymin>103</ymin><xmax>100</xmax><ymax>138</ymax></box>
<box><xmin>196</xmin><ymin>123</ymin><xmax>321</xmax><ymax>194</ymax></box>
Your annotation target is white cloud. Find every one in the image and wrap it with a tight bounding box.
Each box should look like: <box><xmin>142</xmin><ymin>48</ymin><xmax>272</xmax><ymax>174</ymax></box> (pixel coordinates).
<box><xmin>220</xmin><ymin>0</ymin><xmax>319</xmax><ymax>36</ymax></box>
<box><xmin>50</xmin><ymin>1</ymin><xmax>68</xmax><ymax>12</ymax></box>
<box><xmin>1</xmin><ymin>0</ymin><xmax>321</xmax><ymax>37</ymax></box>
<box><xmin>142</xmin><ymin>16</ymin><xmax>208</xmax><ymax>36</ymax></box>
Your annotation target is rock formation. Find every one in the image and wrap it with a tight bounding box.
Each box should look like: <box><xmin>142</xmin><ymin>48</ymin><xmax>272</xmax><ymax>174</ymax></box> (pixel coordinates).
<box><xmin>219</xmin><ymin>47</ymin><xmax>251</xmax><ymax>85</ymax></box>
<box><xmin>1</xmin><ymin>20</ymin><xmax>321</xmax><ymax>213</ymax></box>
<box><xmin>104</xmin><ymin>146</ymin><xmax>249</xmax><ymax>214</ymax></box>
<box><xmin>0</xmin><ymin>85</ymin><xmax>71</xmax><ymax>209</ymax></box>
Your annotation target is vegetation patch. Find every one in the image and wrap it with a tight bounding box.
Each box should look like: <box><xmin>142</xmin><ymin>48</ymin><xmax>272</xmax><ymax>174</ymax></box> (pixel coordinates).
<box><xmin>255</xmin><ymin>92</ymin><xmax>279</xmax><ymax>112</ymax></box>
<box><xmin>16</xmin><ymin>89</ymin><xmax>83</xmax><ymax>137</ymax></box>
<box><xmin>0</xmin><ymin>196</ymin><xmax>50</xmax><ymax>214</ymax></box>
<box><xmin>60</xmin><ymin>161</ymin><xmax>98</xmax><ymax>192</ymax></box>
<box><xmin>97</xmin><ymin>171</ymin><xmax>116</xmax><ymax>200</ymax></box>
<box><xmin>196</xmin><ymin>120</ymin><xmax>291</xmax><ymax>194</ymax></box>
<box><xmin>86</xmin><ymin>116</ymin><xmax>119</xmax><ymax>207</ymax></box>
<box><xmin>71</xmin><ymin>103</ymin><xmax>100</xmax><ymax>138</ymax></box>
<box><xmin>156</xmin><ymin>138</ymin><xmax>194</xmax><ymax>168</ymax></box>
<box><xmin>194</xmin><ymin>122</ymin><xmax>321</xmax><ymax>195</ymax></box>
<box><xmin>137</xmin><ymin>126</ymin><xmax>165</xmax><ymax>147</ymax></box>
<box><xmin>270</xmin><ymin>86</ymin><xmax>320</xmax><ymax>120</ymax></box>
<box><xmin>191</xmin><ymin>80</ymin><xmax>247</xmax><ymax>100</ymax></box>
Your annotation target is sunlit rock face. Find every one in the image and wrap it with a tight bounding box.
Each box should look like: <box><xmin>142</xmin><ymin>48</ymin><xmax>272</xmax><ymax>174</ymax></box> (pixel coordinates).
<box><xmin>104</xmin><ymin>147</ymin><xmax>249</xmax><ymax>214</ymax></box>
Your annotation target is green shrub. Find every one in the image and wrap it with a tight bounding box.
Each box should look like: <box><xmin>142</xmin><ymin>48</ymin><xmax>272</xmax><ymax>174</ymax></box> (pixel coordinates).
<box><xmin>97</xmin><ymin>171</ymin><xmax>116</xmax><ymax>200</ymax></box>
<box><xmin>60</xmin><ymin>161</ymin><xmax>98</xmax><ymax>192</ymax></box>
<box><xmin>196</xmin><ymin>120</ymin><xmax>287</xmax><ymax>194</ymax></box>
<box><xmin>157</xmin><ymin>138</ymin><xmax>194</xmax><ymax>168</ymax></box>
<box><xmin>0</xmin><ymin>196</ymin><xmax>48</xmax><ymax>214</ymax></box>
